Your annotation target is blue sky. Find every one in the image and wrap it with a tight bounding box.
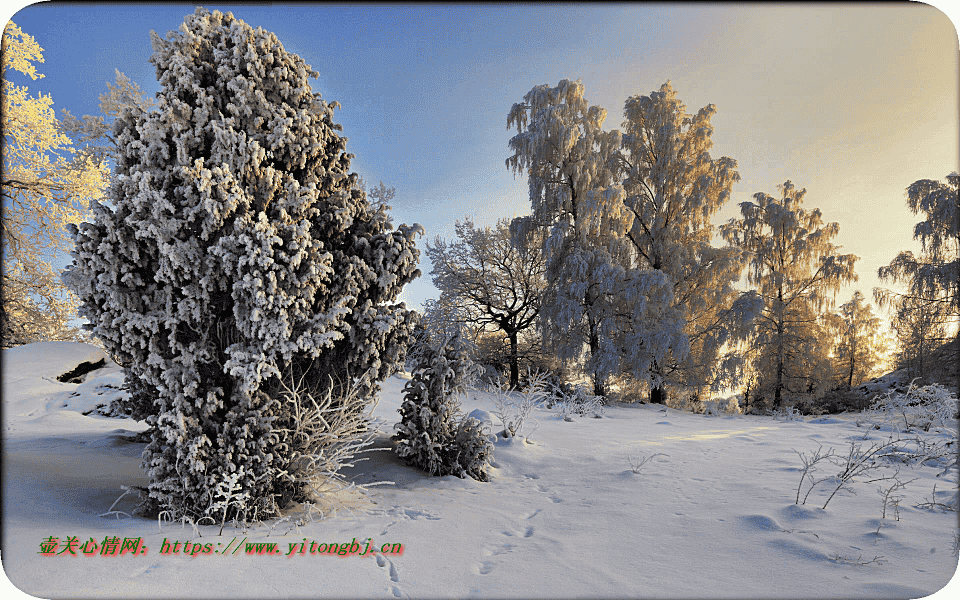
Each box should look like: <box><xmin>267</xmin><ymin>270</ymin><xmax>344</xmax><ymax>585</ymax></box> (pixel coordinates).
<box><xmin>4</xmin><ymin>2</ymin><xmax>959</xmax><ymax>315</ymax></box>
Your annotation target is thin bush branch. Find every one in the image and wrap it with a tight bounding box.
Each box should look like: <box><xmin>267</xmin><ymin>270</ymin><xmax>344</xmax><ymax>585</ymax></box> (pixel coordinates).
<box><xmin>877</xmin><ymin>470</ymin><xmax>916</xmax><ymax>520</ymax></box>
<box><xmin>794</xmin><ymin>445</ymin><xmax>835</xmax><ymax>505</ymax></box>
<box><xmin>915</xmin><ymin>483</ymin><xmax>958</xmax><ymax>512</ymax></box>
<box><xmin>628</xmin><ymin>452</ymin><xmax>669</xmax><ymax>474</ymax></box>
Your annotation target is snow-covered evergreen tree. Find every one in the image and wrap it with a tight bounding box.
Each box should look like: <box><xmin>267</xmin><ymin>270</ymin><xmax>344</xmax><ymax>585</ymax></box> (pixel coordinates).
<box><xmin>616</xmin><ymin>82</ymin><xmax>761</xmax><ymax>402</ymax></box>
<box><xmin>393</xmin><ymin>335</ymin><xmax>492</xmax><ymax>481</ymax></box>
<box><xmin>63</xmin><ymin>8</ymin><xmax>421</xmax><ymax>520</ymax></box>
<box><xmin>721</xmin><ymin>181</ymin><xmax>857</xmax><ymax>408</ymax></box>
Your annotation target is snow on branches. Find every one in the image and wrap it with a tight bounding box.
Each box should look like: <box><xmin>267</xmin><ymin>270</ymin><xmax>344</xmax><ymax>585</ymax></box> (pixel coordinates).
<box><xmin>507</xmin><ymin>80</ymin><xmax>759</xmax><ymax>401</ymax></box>
<box><xmin>393</xmin><ymin>334</ymin><xmax>493</xmax><ymax>482</ymax></box>
<box><xmin>64</xmin><ymin>8</ymin><xmax>421</xmax><ymax>521</ymax></box>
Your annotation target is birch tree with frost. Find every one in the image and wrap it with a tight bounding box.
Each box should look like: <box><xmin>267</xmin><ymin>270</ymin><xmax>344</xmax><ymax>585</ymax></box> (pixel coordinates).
<box><xmin>722</xmin><ymin>181</ymin><xmax>857</xmax><ymax>408</ymax></box>
<box><xmin>889</xmin><ymin>294</ymin><xmax>948</xmax><ymax>381</ymax></box>
<box><xmin>507</xmin><ymin>79</ymin><xmax>678</xmax><ymax>397</ymax></box>
<box><xmin>876</xmin><ymin>173</ymin><xmax>959</xmax><ymax>386</ymax></box>
<box><xmin>1</xmin><ymin>23</ymin><xmax>110</xmax><ymax>346</ymax></box>
<box><xmin>59</xmin><ymin>69</ymin><xmax>156</xmax><ymax>170</ymax></box>
<box><xmin>63</xmin><ymin>8</ymin><xmax>421</xmax><ymax>520</ymax></box>
<box><xmin>616</xmin><ymin>82</ymin><xmax>761</xmax><ymax>403</ymax></box>
<box><xmin>827</xmin><ymin>291</ymin><xmax>883</xmax><ymax>390</ymax></box>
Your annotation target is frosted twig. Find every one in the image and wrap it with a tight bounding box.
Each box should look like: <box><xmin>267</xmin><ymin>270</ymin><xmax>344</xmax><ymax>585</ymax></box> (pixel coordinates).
<box><xmin>793</xmin><ymin>445</ymin><xmax>835</xmax><ymax>505</ymax></box>
<box><xmin>628</xmin><ymin>452</ymin><xmax>668</xmax><ymax>474</ymax></box>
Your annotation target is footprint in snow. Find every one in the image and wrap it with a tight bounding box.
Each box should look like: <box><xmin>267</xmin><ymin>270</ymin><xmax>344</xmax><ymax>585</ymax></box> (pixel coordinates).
<box><xmin>375</xmin><ymin>552</ymin><xmax>403</xmax><ymax>597</ymax></box>
<box><xmin>475</xmin><ymin>510</ymin><xmax>539</xmax><ymax>576</ymax></box>
<box><xmin>502</xmin><ymin>526</ymin><xmax>535</xmax><ymax>538</ymax></box>
<box><xmin>388</xmin><ymin>507</ymin><xmax>441</xmax><ymax>521</ymax></box>
<box><xmin>136</xmin><ymin>562</ymin><xmax>162</xmax><ymax>576</ymax></box>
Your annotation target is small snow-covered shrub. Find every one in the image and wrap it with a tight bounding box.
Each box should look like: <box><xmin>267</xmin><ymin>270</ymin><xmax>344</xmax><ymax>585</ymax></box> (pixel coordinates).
<box><xmin>701</xmin><ymin>396</ymin><xmax>742</xmax><ymax>416</ymax></box>
<box><xmin>490</xmin><ymin>369</ymin><xmax>549</xmax><ymax>438</ymax></box>
<box><xmin>452</xmin><ymin>417</ymin><xmax>494</xmax><ymax>481</ymax></box>
<box><xmin>866</xmin><ymin>380</ymin><xmax>958</xmax><ymax>433</ymax></box>
<box><xmin>393</xmin><ymin>335</ymin><xmax>492</xmax><ymax>481</ymax></box>
<box><xmin>725</xmin><ymin>395</ymin><xmax>743</xmax><ymax>414</ymax></box>
<box><xmin>273</xmin><ymin>369</ymin><xmax>382</xmax><ymax>514</ymax></box>
<box><xmin>518</xmin><ymin>367</ymin><xmax>561</xmax><ymax>393</ymax></box>
<box><xmin>794</xmin><ymin>439</ymin><xmax>901</xmax><ymax>510</ymax></box>
<box><xmin>773</xmin><ymin>405</ymin><xmax>804</xmax><ymax>422</ymax></box>
<box><xmin>551</xmin><ymin>382</ymin><xmax>604</xmax><ymax>420</ymax></box>
<box><xmin>701</xmin><ymin>400</ymin><xmax>721</xmax><ymax>416</ymax></box>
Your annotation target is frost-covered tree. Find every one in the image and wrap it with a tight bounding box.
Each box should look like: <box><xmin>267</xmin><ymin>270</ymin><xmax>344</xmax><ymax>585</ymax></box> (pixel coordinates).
<box><xmin>889</xmin><ymin>294</ymin><xmax>948</xmax><ymax>381</ymax></box>
<box><xmin>63</xmin><ymin>8</ymin><xmax>421</xmax><ymax>520</ymax></box>
<box><xmin>60</xmin><ymin>69</ymin><xmax>155</xmax><ymax>169</ymax></box>
<box><xmin>393</xmin><ymin>334</ymin><xmax>492</xmax><ymax>481</ymax></box>
<box><xmin>876</xmin><ymin>173</ymin><xmax>959</xmax><ymax>376</ymax></box>
<box><xmin>827</xmin><ymin>291</ymin><xmax>883</xmax><ymax>390</ymax></box>
<box><xmin>1</xmin><ymin>22</ymin><xmax>110</xmax><ymax>346</ymax></box>
<box><xmin>418</xmin><ymin>297</ymin><xmax>476</xmax><ymax>347</ymax></box>
<box><xmin>352</xmin><ymin>177</ymin><xmax>396</xmax><ymax>211</ymax></box>
<box><xmin>426</xmin><ymin>219</ymin><xmax>545</xmax><ymax>389</ymax></box>
<box><xmin>507</xmin><ymin>79</ymin><xmax>680</xmax><ymax>398</ymax></box>
<box><xmin>722</xmin><ymin>181</ymin><xmax>857</xmax><ymax>408</ymax></box>
<box><xmin>616</xmin><ymin>82</ymin><xmax>761</xmax><ymax>403</ymax></box>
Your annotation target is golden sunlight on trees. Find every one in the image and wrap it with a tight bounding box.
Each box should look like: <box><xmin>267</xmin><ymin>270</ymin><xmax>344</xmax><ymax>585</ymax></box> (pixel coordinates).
<box><xmin>826</xmin><ymin>291</ymin><xmax>883</xmax><ymax>390</ymax></box>
<box><xmin>616</xmin><ymin>82</ymin><xmax>761</xmax><ymax>403</ymax></box>
<box><xmin>722</xmin><ymin>181</ymin><xmax>858</xmax><ymax>408</ymax></box>
<box><xmin>876</xmin><ymin>173</ymin><xmax>959</xmax><ymax>386</ymax></box>
<box><xmin>1</xmin><ymin>22</ymin><xmax>109</xmax><ymax>346</ymax></box>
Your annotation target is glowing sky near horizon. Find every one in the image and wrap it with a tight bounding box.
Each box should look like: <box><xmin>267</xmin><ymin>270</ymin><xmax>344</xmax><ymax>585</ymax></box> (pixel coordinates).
<box><xmin>4</xmin><ymin>2</ymin><xmax>957</xmax><ymax>318</ymax></box>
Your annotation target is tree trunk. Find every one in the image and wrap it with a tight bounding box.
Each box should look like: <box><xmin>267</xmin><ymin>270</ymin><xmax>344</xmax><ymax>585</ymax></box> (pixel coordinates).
<box><xmin>650</xmin><ymin>384</ymin><xmax>666</xmax><ymax>404</ymax></box>
<box><xmin>846</xmin><ymin>353</ymin><xmax>855</xmax><ymax>391</ymax></box>
<box><xmin>774</xmin><ymin>363</ymin><xmax>784</xmax><ymax>408</ymax></box>
<box><xmin>508</xmin><ymin>330</ymin><xmax>520</xmax><ymax>389</ymax></box>
<box><xmin>918</xmin><ymin>337</ymin><xmax>926</xmax><ymax>381</ymax></box>
<box><xmin>774</xmin><ymin>291</ymin><xmax>785</xmax><ymax>408</ymax></box>
<box><xmin>593</xmin><ymin>377</ymin><xmax>606</xmax><ymax>398</ymax></box>
<box><xmin>955</xmin><ymin>330</ymin><xmax>960</xmax><ymax>401</ymax></box>
<box><xmin>649</xmin><ymin>360</ymin><xmax>666</xmax><ymax>404</ymax></box>
<box><xmin>588</xmin><ymin>313</ymin><xmax>605</xmax><ymax>397</ymax></box>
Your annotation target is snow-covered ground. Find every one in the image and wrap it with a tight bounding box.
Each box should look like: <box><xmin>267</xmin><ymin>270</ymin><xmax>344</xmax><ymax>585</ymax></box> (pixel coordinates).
<box><xmin>2</xmin><ymin>342</ymin><xmax>958</xmax><ymax>599</ymax></box>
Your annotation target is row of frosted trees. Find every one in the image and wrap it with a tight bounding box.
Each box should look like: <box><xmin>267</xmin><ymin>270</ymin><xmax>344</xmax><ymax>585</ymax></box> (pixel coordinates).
<box><xmin>7</xmin><ymin>7</ymin><xmax>955</xmax><ymax>521</ymax></box>
<box><xmin>426</xmin><ymin>79</ymin><xmax>957</xmax><ymax>409</ymax></box>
